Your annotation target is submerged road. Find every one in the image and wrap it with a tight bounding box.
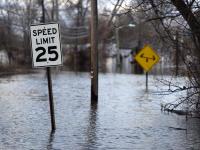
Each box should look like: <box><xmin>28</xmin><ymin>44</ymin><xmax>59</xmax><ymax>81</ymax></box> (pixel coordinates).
<box><xmin>0</xmin><ymin>71</ymin><xmax>199</xmax><ymax>150</ymax></box>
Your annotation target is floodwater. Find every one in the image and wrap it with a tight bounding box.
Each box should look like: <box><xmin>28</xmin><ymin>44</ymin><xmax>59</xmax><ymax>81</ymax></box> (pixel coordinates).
<box><xmin>0</xmin><ymin>71</ymin><xmax>199</xmax><ymax>150</ymax></box>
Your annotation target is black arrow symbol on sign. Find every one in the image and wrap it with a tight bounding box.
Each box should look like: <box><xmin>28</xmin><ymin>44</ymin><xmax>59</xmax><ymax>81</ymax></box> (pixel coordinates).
<box><xmin>140</xmin><ymin>53</ymin><xmax>156</xmax><ymax>62</ymax></box>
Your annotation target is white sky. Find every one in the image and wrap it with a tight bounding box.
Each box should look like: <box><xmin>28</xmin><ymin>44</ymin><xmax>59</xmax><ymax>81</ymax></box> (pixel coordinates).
<box><xmin>98</xmin><ymin>0</ymin><xmax>131</xmax><ymax>12</ymax></box>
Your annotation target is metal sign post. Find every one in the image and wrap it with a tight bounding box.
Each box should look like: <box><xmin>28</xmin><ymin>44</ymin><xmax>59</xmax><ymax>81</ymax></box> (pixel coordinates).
<box><xmin>47</xmin><ymin>67</ymin><xmax>56</xmax><ymax>130</ymax></box>
<box><xmin>146</xmin><ymin>72</ymin><xmax>148</xmax><ymax>91</ymax></box>
<box><xmin>30</xmin><ymin>1</ymin><xmax>62</xmax><ymax>130</ymax></box>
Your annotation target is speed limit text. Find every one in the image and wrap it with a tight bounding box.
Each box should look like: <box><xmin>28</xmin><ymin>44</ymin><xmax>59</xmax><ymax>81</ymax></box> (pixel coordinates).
<box><xmin>32</xmin><ymin>27</ymin><xmax>57</xmax><ymax>45</ymax></box>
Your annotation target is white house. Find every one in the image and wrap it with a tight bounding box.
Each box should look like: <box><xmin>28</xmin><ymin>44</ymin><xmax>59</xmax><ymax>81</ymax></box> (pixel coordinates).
<box><xmin>0</xmin><ymin>49</ymin><xmax>9</xmax><ymax>65</ymax></box>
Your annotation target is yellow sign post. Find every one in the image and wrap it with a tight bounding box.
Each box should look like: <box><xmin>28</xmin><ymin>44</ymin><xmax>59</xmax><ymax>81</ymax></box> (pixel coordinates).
<box><xmin>134</xmin><ymin>45</ymin><xmax>160</xmax><ymax>91</ymax></box>
<box><xmin>134</xmin><ymin>45</ymin><xmax>160</xmax><ymax>72</ymax></box>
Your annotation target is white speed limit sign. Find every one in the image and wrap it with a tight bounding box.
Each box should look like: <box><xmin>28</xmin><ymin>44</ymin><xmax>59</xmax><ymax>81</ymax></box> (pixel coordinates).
<box><xmin>30</xmin><ymin>23</ymin><xmax>62</xmax><ymax>67</ymax></box>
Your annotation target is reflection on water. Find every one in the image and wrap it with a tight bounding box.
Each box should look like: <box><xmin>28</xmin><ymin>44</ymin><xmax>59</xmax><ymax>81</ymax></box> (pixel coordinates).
<box><xmin>85</xmin><ymin>102</ymin><xmax>98</xmax><ymax>149</ymax></box>
<box><xmin>47</xmin><ymin>131</ymin><xmax>55</xmax><ymax>150</ymax></box>
<box><xmin>0</xmin><ymin>72</ymin><xmax>199</xmax><ymax>150</ymax></box>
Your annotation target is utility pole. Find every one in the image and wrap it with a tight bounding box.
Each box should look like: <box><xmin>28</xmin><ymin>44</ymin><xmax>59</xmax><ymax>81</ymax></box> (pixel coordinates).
<box><xmin>41</xmin><ymin>0</ymin><xmax>56</xmax><ymax>131</ymax></box>
<box><xmin>90</xmin><ymin>0</ymin><xmax>98</xmax><ymax>103</ymax></box>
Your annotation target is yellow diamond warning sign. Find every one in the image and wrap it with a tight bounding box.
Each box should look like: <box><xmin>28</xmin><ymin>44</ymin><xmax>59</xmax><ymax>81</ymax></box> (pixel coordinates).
<box><xmin>134</xmin><ymin>45</ymin><xmax>160</xmax><ymax>72</ymax></box>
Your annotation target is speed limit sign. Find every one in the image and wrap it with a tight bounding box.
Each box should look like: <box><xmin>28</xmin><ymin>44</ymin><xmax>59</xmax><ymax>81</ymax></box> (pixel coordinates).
<box><xmin>30</xmin><ymin>23</ymin><xmax>62</xmax><ymax>67</ymax></box>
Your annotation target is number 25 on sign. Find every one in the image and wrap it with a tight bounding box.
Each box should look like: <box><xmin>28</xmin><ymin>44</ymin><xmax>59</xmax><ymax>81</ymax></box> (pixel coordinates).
<box><xmin>30</xmin><ymin>23</ymin><xmax>62</xmax><ymax>67</ymax></box>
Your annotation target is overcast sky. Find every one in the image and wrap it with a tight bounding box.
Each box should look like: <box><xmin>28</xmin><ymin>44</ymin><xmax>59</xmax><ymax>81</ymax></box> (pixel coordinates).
<box><xmin>98</xmin><ymin>0</ymin><xmax>131</xmax><ymax>12</ymax></box>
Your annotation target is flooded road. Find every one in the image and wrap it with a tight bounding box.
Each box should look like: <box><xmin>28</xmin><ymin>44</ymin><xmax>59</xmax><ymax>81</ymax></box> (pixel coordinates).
<box><xmin>0</xmin><ymin>71</ymin><xmax>199</xmax><ymax>150</ymax></box>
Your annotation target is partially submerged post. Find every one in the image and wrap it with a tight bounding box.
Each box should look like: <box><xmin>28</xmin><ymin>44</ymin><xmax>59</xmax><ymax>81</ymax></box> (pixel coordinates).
<box><xmin>46</xmin><ymin>67</ymin><xmax>56</xmax><ymax>131</ymax></box>
<box><xmin>146</xmin><ymin>72</ymin><xmax>148</xmax><ymax>91</ymax></box>
<box><xmin>30</xmin><ymin>0</ymin><xmax>63</xmax><ymax>131</ymax></box>
<box><xmin>42</xmin><ymin>0</ymin><xmax>56</xmax><ymax>131</ymax></box>
<box><xmin>90</xmin><ymin>0</ymin><xmax>98</xmax><ymax>103</ymax></box>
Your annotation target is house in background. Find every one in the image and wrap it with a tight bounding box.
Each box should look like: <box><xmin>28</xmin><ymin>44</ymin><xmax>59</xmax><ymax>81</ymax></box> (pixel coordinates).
<box><xmin>0</xmin><ymin>49</ymin><xmax>9</xmax><ymax>65</ymax></box>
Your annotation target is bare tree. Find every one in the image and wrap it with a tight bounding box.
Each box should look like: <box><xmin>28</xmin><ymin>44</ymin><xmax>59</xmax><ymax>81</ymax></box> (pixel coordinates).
<box><xmin>122</xmin><ymin>0</ymin><xmax>200</xmax><ymax>113</ymax></box>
